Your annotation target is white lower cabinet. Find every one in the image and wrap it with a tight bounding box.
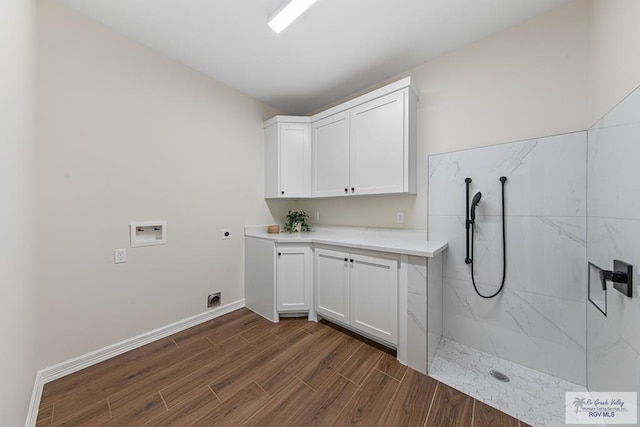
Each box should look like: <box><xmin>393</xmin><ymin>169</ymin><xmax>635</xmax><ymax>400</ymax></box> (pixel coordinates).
<box><xmin>315</xmin><ymin>247</ymin><xmax>398</xmax><ymax>346</ymax></box>
<box><xmin>315</xmin><ymin>248</ymin><xmax>350</xmax><ymax>323</ymax></box>
<box><xmin>276</xmin><ymin>244</ymin><xmax>312</xmax><ymax>312</ymax></box>
<box><xmin>349</xmin><ymin>253</ymin><xmax>398</xmax><ymax>345</ymax></box>
<box><xmin>245</xmin><ymin>238</ymin><xmax>313</xmax><ymax>322</ymax></box>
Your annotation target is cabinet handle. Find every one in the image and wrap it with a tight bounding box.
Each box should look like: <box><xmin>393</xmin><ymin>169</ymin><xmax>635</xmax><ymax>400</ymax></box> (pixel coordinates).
<box><xmin>351</xmin><ymin>187</ymin><xmax>355</xmax><ymax>192</ymax></box>
<box><xmin>344</xmin><ymin>188</ymin><xmax>348</xmax><ymax>193</ymax></box>
<box><xmin>350</xmin><ymin>259</ymin><xmax>354</xmax><ymax>263</ymax></box>
<box><xmin>278</xmin><ymin>252</ymin><xmax>282</xmax><ymax>256</ymax></box>
<box><xmin>281</xmin><ymin>191</ymin><xmax>285</xmax><ymax>195</ymax></box>
<box><xmin>344</xmin><ymin>258</ymin><xmax>348</xmax><ymax>262</ymax></box>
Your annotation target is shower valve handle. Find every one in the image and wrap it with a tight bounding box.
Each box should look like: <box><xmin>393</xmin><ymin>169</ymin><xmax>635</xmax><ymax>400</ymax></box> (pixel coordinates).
<box><xmin>599</xmin><ymin>269</ymin><xmax>629</xmax><ymax>290</ymax></box>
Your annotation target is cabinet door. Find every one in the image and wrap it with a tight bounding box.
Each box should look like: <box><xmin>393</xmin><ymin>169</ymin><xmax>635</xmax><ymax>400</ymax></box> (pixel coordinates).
<box><xmin>311</xmin><ymin>112</ymin><xmax>350</xmax><ymax>197</ymax></box>
<box><xmin>349</xmin><ymin>253</ymin><xmax>398</xmax><ymax>345</ymax></box>
<box><xmin>276</xmin><ymin>246</ymin><xmax>312</xmax><ymax>312</ymax></box>
<box><xmin>280</xmin><ymin>123</ymin><xmax>310</xmax><ymax>198</ymax></box>
<box><xmin>349</xmin><ymin>90</ymin><xmax>406</xmax><ymax>195</ymax></box>
<box><xmin>314</xmin><ymin>248</ymin><xmax>350</xmax><ymax>323</ymax></box>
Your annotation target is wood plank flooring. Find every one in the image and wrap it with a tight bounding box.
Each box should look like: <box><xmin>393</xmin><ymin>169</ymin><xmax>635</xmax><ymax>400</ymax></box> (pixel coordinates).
<box><xmin>37</xmin><ymin>308</ymin><xmax>532</xmax><ymax>426</ymax></box>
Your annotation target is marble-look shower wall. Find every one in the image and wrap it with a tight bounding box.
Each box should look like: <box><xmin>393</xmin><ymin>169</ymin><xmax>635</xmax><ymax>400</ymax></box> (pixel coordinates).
<box><xmin>587</xmin><ymin>86</ymin><xmax>640</xmax><ymax>405</ymax></box>
<box><xmin>403</xmin><ymin>253</ymin><xmax>443</xmax><ymax>374</ymax></box>
<box><xmin>428</xmin><ymin>132</ymin><xmax>587</xmax><ymax>386</ymax></box>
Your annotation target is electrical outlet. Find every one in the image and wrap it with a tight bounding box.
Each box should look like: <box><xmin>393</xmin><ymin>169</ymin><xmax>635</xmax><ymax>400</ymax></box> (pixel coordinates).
<box><xmin>114</xmin><ymin>248</ymin><xmax>127</xmax><ymax>264</ymax></box>
<box><xmin>396</xmin><ymin>212</ymin><xmax>404</xmax><ymax>224</ymax></box>
<box><xmin>207</xmin><ymin>292</ymin><xmax>221</xmax><ymax>308</ymax></box>
<box><xmin>221</xmin><ymin>228</ymin><xmax>232</xmax><ymax>239</ymax></box>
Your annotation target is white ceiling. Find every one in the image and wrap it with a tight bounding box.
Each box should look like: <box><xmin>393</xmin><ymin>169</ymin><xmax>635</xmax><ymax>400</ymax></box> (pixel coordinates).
<box><xmin>55</xmin><ymin>0</ymin><xmax>568</xmax><ymax>115</ymax></box>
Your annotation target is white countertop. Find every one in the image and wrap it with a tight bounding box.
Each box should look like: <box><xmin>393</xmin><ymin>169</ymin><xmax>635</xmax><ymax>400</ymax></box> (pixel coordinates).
<box><xmin>245</xmin><ymin>225</ymin><xmax>447</xmax><ymax>258</ymax></box>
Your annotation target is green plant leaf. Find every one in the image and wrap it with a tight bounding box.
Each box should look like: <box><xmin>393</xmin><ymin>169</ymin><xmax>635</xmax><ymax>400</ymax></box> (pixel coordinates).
<box><xmin>284</xmin><ymin>210</ymin><xmax>310</xmax><ymax>233</ymax></box>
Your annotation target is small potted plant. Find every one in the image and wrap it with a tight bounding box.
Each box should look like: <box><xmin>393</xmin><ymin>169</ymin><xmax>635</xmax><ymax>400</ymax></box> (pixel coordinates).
<box><xmin>284</xmin><ymin>210</ymin><xmax>310</xmax><ymax>233</ymax></box>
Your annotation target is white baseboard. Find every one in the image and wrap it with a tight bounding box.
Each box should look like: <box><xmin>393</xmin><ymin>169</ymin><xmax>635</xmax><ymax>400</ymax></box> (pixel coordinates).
<box><xmin>25</xmin><ymin>299</ymin><xmax>245</xmax><ymax>427</ymax></box>
<box><xmin>25</xmin><ymin>370</ymin><xmax>44</xmax><ymax>427</ymax></box>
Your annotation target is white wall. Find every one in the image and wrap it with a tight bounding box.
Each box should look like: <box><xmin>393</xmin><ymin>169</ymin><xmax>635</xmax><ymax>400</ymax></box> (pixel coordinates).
<box><xmin>0</xmin><ymin>0</ymin><xmax>37</xmax><ymax>424</ymax></box>
<box><xmin>298</xmin><ymin>0</ymin><xmax>590</xmax><ymax>230</ymax></box>
<box><xmin>589</xmin><ymin>0</ymin><xmax>640</xmax><ymax>125</ymax></box>
<box><xmin>36</xmin><ymin>0</ymin><xmax>287</xmax><ymax>368</ymax></box>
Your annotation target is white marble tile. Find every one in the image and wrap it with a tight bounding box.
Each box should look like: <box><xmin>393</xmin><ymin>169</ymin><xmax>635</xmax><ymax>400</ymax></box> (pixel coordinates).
<box><xmin>430</xmin><ymin>338</ymin><xmax>588</xmax><ymax>426</ymax></box>
<box><xmin>587</xmin><ymin>218</ymin><xmax>640</xmax><ymax>273</ymax></box>
<box><xmin>604</xmin><ymin>289</ymin><xmax>640</xmax><ymax>360</ymax></box>
<box><xmin>429</xmin><ymin>132</ymin><xmax>586</xmax><ymax>217</ymax></box>
<box><xmin>586</xmin><ymin>88</ymin><xmax>640</xmax><ymax>413</ymax></box>
<box><xmin>430</xmin><ymin>215</ymin><xmax>586</xmax><ymax>302</ymax></box>
<box><xmin>406</xmin><ymin>295</ymin><xmax>426</xmax><ymax>374</ymax></box>
<box><xmin>429</xmin><ymin>139</ymin><xmax>536</xmax><ymax>216</ymax></box>
<box><xmin>587</xmin><ymin>304</ymin><xmax>640</xmax><ymax>412</ymax></box>
<box><xmin>513</xmin><ymin>132</ymin><xmax>586</xmax><ymax>218</ymax></box>
<box><xmin>407</xmin><ymin>255</ymin><xmax>427</xmax><ymax>296</ymax></box>
<box><xmin>588</xmin><ymin>123</ymin><xmax>640</xmax><ymax>220</ymax></box>
<box><xmin>407</xmin><ymin>256</ymin><xmax>427</xmax><ymax>373</ymax></box>
<box><xmin>443</xmin><ymin>277</ymin><xmax>586</xmax><ymax>385</ymax></box>
<box><xmin>587</xmin><ymin>217</ymin><xmax>640</xmax><ymax>351</ymax></box>
<box><xmin>591</xmin><ymin>84</ymin><xmax>640</xmax><ymax>130</ymax></box>
<box><xmin>427</xmin><ymin>253</ymin><xmax>443</xmax><ymax>370</ymax></box>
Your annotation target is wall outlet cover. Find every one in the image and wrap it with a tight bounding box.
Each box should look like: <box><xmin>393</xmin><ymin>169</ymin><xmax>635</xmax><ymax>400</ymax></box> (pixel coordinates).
<box><xmin>114</xmin><ymin>248</ymin><xmax>127</xmax><ymax>264</ymax></box>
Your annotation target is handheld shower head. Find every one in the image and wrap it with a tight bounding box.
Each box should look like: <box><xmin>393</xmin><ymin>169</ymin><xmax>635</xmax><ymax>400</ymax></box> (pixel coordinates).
<box><xmin>470</xmin><ymin>192</ymin><xmax>482</xmax><ymax>222</ymax></box>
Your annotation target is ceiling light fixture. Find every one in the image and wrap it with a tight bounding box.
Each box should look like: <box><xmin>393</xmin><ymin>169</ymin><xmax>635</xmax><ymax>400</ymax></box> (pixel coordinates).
<box><xmin>268</xmin><ymin>0</ymin><xmax>318</xmax><ymax>33</ymax></box>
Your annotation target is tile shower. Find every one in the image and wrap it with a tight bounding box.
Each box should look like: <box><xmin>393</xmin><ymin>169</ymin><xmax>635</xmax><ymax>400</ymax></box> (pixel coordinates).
<box><xmin>427</xmin><ymin>85</ymin><xmax>640</xmax><ymax>424</ymax></box>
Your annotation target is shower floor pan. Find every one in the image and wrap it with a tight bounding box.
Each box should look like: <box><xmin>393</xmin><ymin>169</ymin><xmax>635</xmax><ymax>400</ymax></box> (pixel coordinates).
<box><xmin>429</xmin><ymin>338</ymin><xmax>591</xmax><ymax>426</ymax></box>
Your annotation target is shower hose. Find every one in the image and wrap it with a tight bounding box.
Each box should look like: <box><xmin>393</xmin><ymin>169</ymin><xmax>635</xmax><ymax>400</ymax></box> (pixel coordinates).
<box><xmin>470</xmin><ymin>177</ymin><xmax>507</xmax><ymax>299</ymax></box>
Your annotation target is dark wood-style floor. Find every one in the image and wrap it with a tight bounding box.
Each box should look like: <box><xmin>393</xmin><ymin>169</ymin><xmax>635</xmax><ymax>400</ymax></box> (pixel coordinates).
<box><xmin>36</xmin><ymin>308</ymin><xmax>531</xmax><ymax>426</ymax></box>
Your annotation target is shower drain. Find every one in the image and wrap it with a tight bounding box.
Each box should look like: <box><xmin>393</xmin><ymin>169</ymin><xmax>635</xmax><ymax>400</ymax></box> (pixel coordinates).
<box><xmin>489</xmin><ymin>370</ymin><xmax>510</xmax><ymax>382</ymax></box>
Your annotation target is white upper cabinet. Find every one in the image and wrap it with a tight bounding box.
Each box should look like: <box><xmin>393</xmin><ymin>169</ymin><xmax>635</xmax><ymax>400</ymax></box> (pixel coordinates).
<box><xmin>349</xmin><ymin>90</ymin><xmax>406</xmax><ymax>196</ymax></box>
<box><xmin>311</xmin><ymin>112</ymin><xmax>350</xmax><ymax>197</ymax></box>
<box><xmin>265</xmin><ymin>77</ymin><xmax>417</xmax><ymax>199</ymax></box>
<box><xmin>264</xmin><ymin>117</ymin><xmax>311</xmax><ymax>199</ymax></box>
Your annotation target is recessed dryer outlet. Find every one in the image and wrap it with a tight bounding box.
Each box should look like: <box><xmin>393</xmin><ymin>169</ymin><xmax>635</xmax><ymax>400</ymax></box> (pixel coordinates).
<box><xmin>130</xmin><ymin>221</ymin><xmax>167</xmax><ymax>247</ymax></box>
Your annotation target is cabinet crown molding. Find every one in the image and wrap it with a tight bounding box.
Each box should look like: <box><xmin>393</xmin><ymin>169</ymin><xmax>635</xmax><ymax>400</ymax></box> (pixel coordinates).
<box><xmin>263</xmin><ymin>115</ymin><xmax>311</xmax><ymax>129</ymax></box>
<box><xmin>263</xmin><ymin>77</ymin><xmax>418</xmax><ymax>127</ymax></box>
<box><xmin>311</xmin><ymin>76</ymin><xmax>418</xmax><ymax>123</ymax></box>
